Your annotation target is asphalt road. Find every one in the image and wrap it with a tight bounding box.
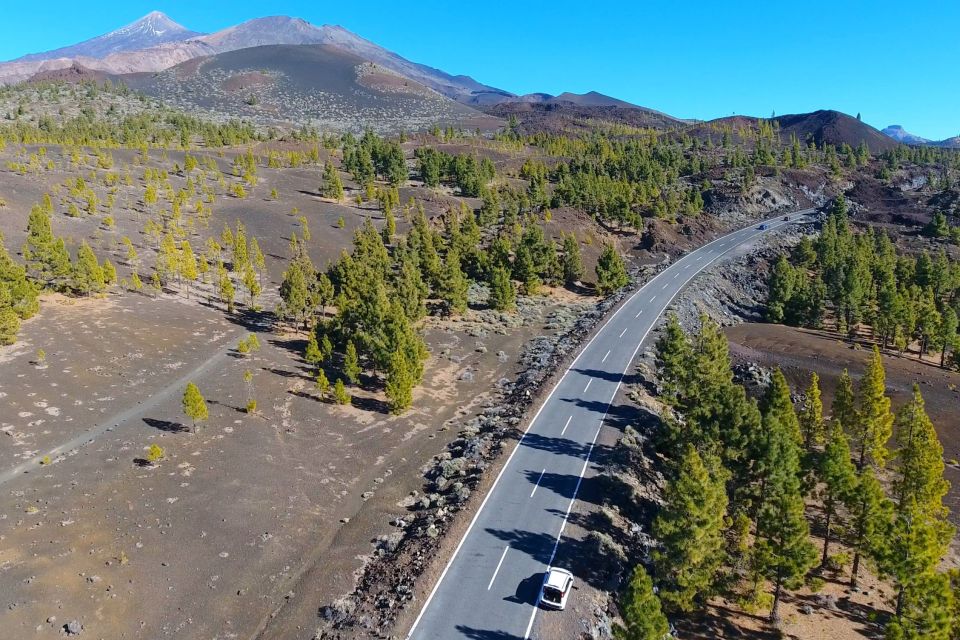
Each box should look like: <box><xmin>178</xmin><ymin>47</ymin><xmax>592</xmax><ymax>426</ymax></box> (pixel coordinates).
<box><xmin>406</xmin><ymin>210</ymin><xmax>814</xmax><ymax>640</ymax></box>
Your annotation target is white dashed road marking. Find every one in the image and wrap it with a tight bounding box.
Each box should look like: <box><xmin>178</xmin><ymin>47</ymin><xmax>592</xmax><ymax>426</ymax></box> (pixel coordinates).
<box><xmin>529</xmin><ymin>469</ymin><xmax>546</xmax><ymax>498</ymax></box>
<box><xmin>488</xmin><ymin>546</ymin><xmax>510</xmax><ymax>590</ymax></box>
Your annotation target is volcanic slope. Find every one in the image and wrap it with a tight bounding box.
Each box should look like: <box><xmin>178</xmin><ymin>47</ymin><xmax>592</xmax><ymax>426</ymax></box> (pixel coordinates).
<box><xmin>685</xmin><ymin>109</ymin><xmax>899</xmax><ymax>153</ymax></box>
<box><xmin>126</xmin><ymin>44</ymin><xmax>501</xmax><ymax>133</ymax></box>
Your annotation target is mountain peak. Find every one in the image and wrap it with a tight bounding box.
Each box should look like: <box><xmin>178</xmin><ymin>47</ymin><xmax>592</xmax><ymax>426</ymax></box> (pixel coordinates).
<box><xmin>113</xmin><ymin>11</ymin><xmax>189</xmax><ymax>37</ymax></box>
<box><xmin>882</xmin><ymin>124</ymin><xmax>930</xmax><ymax>145</ymax></box>
<box><xmin>11</xmin><ymin>11</ymin><xmax>204</xmax><ymax>63</ymax></box>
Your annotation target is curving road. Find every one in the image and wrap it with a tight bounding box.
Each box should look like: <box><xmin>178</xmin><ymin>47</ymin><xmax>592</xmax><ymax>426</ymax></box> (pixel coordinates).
<box><xmin>406</xmin><ymin>210</ymin><xmax>813</xmax><ymax>640</ymax></box>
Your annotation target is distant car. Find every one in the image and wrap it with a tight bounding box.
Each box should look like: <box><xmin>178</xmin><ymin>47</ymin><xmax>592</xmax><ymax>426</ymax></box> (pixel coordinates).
<box><xmin>758</xmin><ymin>223</ymin><xmax>768</xmax><ymax>230</ymax></box>
<box><xmin>539</xmin><ymin>567</ymin><xmax>574</xmax><ymax>610</ymax></box>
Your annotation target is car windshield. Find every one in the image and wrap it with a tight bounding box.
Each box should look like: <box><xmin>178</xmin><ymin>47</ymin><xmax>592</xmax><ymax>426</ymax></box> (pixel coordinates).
<box><xmin>543</xmin><ymin>586</ymin><xmax>563</xmax><ymax>602</ymax></box>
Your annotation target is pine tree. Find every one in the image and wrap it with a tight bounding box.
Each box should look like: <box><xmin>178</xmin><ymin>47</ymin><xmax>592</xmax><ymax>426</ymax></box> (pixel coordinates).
<box><xmin>182</xmin><ymin>382</ymin><xmax>208</xmax><ymax>433</ymax></box>
<box><xmin>383</xmin><ymin>208</ymin><xmax>396</xmax><ymax>245</ymax></box>
<box><xmin>935</xmin><ymin>306</ymin><xmax>958</xmax><ymax>368</ymax></box>
<box><xmin>321</xmin><ymin>160</ymin><xmax>344</xmax><ymax>201</ymax></box>
<box><xmin>72</xmin><ymin>241</ymin><xmax>105</xmax><ymax>296</ymax></box>
<box><xmin>654</xmin><ymin>313</ymin><xmax>692</xmax><ymax>407</ymax></box>
<box><xmin>848</xmin><ymin>348</ymin><xmax>894</xmax><ymax>585</ymax></box>
<box><xmin>853</xmin><ymin>347</ymin><xmax>894</xmax><ymax>467</ymax></box>
<box><xmin>332</xmin><ymin>378</ymin><xmax>351</xmax><ymax>405</ymax></box>
<box><xmin>385</xmin><ymin>350</ymin><xmax>414</xmax><ymax>414</ymax></box>
<box><xmin>304</xmin><ymin>332</ymin><xmax>323</xmax><ymax>365</ymax></box>
<box><xmin>0</xmin><ymin>290</ymin><xmax>21</xmax><ymax>345</ymax></box>
<box><xmin>315</xmin><ymin>369</ymin><xmax>330</xmax><ymax>400</ymax></box>
<box><xmin>242</xmin><ymin>264</ymin><xmax>260</xmax><ymax>307</ymax></box>
<box><xmin>22</xmin><ymin>204</ymin><xmax>70</xmax><ymax>286</ymax></box>
<box><xmin>343</xmin><ymin>340</ymin><xmax>361</xmax><ymax>384</ymax></box>
<box><xmin>877</xmin><ymin>386</ymin><xmax>954</xmax><ymax>621</ymax></box>
<box><xmin>753</xmin><ymin>370</ymin><xmax>817</xmax><ymax>620</ymax></box>
<box><xmin>819</xmin><ymin>420</ymin><xmax>858</xmax><ymax>566</ymax></box>
<box><xmin>180</xmin><ymin>240</ymin><xmax>198</xmax><ymax>298</ymax></box>
<box><xmin>561</xmin><ymin>232</ymin><xmax>584</xmax><ymax>286</ymax></box>
<box><xmin>439</xmin><ymin>248</ymin><xmax>469</xmax><ymax>315</ymax></box>
<box><xmin>101</xmin><ymin>259</ymin><xmax>116</xmax><ymax>288</ymax></box>
<box><xmin>218</xmin><ymin>267</ymin><xmax>235</xmax><ymax>313</ymax></box>
<box><xmin>832</xmin><ymin>368</ymin><xmax>857</xmax><ymax>437</ymax></box>
<box><xmin>488</xmin><ymin>266</ymin><xmax>516</xmax><ymax>312</ymax></box>
<box><xmin>652</xmin><ymin>444</ymin><xmax>729</xmax><ymax>613</ymax></box>
<box><xmin>884</xmin><ymin>571</ymin><xmax>954</xmax><ymax>640</ymax></box>
<box><xmin>614</xmin><ymin>565</ymin><xmax>669</xmax><ymax>640</ymax></box>
<box><xmin>848</xmin><ymin>466</ymin><xmax>888</xmax><ymax>588</ymax></box>
<box><xmin>0</xmin><ymin>234</ymin><xmax>39</xmax><ymax>323</ymax></box>
<box><xmin>278</xmin><ymin>260</ymin><xmax>311</xmax><ymax>329</ymax></box>
<box><xmin>798</xmin><ymin>372</ymin><xmax>825</xmax><ymax>451</ymax></box>
<box><xmin>596</xmin><ymin>243</ymin><xmax>628</xmax><ymax>296</ymax></box>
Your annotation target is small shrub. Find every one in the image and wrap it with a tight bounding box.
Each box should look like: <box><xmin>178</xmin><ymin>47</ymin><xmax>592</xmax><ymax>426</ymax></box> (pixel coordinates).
<box><xmin>337</xmin><ymin>215</ymin><xmax>345</xmax><ymax>229</ymax></box>
<box><xmin>146</xmin><ymin>444</ymin><xmax>165</xmax><ymax>463</ymax></box>
<box><xmin>245</xmin><ymin>399</ymin><xmax>257</xmax><ymax>414</ymax></box>
<box><xmin>39</xmin><ymin>455</ymin><xmax>51</xmax><ymax>466</ymax></box>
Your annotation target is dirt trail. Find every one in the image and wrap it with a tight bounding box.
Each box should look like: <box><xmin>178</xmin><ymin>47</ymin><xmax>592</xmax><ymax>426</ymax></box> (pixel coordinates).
<box><xmin>0</xmin><ymin>325</ymin><xmax>243</xmax><ymax>486</ymax></box>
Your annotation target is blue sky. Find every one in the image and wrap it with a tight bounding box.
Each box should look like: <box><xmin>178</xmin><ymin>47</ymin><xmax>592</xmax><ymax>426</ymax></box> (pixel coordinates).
<box><xmin>1</xmin><ymin>1</ymin><xmax>957</xmax><ymax>140</ymax></box>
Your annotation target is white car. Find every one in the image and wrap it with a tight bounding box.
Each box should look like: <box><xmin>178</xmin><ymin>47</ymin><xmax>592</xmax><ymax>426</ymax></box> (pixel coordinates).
<box><xmin>538</xmin><ymin>567</ymin><xmax>574</xmax><ymax>610</ymax></box>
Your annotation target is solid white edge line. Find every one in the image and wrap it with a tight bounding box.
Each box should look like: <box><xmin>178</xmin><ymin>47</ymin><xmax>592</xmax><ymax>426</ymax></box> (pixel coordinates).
<box><xmin>487</xmin><ymin>546</ymin><xmax>510</xmax><ymax>590</ymax></box>
<box><xmin>529</xmin><ymin>469</ymin><xmax>546</xmax><ymax>498</ymax></box>
<box><xmin>405</xmin><ymin>210</ymin><xmax>808</xmax><ymax>639</ymax></box>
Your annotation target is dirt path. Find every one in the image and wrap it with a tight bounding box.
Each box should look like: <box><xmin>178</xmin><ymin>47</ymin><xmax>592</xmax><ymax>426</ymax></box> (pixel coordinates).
<box><xmin>0</xmin><ymin>325</ymin><xmax>244</xmax><ymax>486</ymax></box>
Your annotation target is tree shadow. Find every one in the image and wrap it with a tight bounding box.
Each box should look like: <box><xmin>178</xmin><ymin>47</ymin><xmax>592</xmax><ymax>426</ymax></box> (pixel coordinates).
<box><xmin>350</xmin><ymin>394</ymin><xmax>391</xmax><ymax>415</ymax></box>
<box><xmin>262</xmin><ymin>366</ymin><xmax>311</xmax><ymax>381</ymax></box>
<box><xmin>790</xmin><ymin>592</ymin><xmax>887</xmax><ymax>638</ymax></box>
<box><xmin>142</xmin><ymin>417</ymin><xmax>188</xmax><ymax>433</ymax></box>
<box><xmin>675</xmin><ymin>603</ymin><xmax>783</xmax><ymax>640</ymax></box>
<box><xmin>484</xmin><ymin>527</ymin><xmax>555</xmax><ymax>565</ymax></box>
<box><xmin>288</xmin><ymin>388</ymin><xmax>324</xmax><ymax>404</ymax></box>
<box><xmin>453</xmin><ymin>627</ymin><xmax>523</xmax><ymax>640</ymax></box>
<box><xmin>571</xmin><ymin>368</ymin><xmax>642</xmax><ymax>386</ymax></box>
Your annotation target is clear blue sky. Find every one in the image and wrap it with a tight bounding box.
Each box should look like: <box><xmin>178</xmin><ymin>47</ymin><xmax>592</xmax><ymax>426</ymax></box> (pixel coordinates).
<box><xmin>2</xmin><ymin>1</ymin><xmax>957</xmax><ymax>140</ymax></box>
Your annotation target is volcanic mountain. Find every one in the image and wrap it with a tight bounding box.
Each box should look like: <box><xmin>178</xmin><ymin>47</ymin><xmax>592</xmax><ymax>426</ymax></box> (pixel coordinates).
<box><xmin>683</xmin><ymin>110</ymin><xmax>898</xmax><ymax>153</ymax></box>
<box><xmin>15</xmin><ymin>12</ymin><xmax>203</xmax><ymax>62</ymax></box>
<box><xmin>123</xmin><ymin>44</ymin><xmax>500</xmax><ymax>133</ymax></box>
<box><xmin>0</xmin><ymin>13</ymin><xmax>510</xmax><ymax>105</ymax></box>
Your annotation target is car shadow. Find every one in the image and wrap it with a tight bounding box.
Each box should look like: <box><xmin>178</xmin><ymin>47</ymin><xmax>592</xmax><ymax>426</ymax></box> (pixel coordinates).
<box><xmin>502</xmin><ymin>572</ymin><xmax>542</xmax><ymax>606</ymax></box>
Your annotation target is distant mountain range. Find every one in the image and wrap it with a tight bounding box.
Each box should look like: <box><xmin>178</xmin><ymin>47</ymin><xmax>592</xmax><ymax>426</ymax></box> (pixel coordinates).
<box><xmin>882</xmin><ymin>125</ymin><xmax>960</xmax><ymax>149</ymax></box>
<box><xmin>0</xmin><ymin>11</ymin><xmax>954</xmax><ymax>145</ymax></box>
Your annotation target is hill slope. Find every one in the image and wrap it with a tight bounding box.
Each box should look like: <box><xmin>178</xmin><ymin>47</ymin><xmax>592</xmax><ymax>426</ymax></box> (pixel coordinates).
<box><xmin>125</xmin><ymin>44</ymin><xmax>500</xmax><ymax>133</ymax></box>
<box><xmin>775</xmin><ymin>110</ymin><xmax>897</xmax><ymax>152</ymax></box>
